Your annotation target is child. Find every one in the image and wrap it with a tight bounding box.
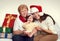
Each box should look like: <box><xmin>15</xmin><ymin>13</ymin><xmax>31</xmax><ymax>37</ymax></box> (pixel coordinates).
<box><xmin>22</xmin><ymin>15</ymin><xmax>41</xmax><ymax>37</ymax></box>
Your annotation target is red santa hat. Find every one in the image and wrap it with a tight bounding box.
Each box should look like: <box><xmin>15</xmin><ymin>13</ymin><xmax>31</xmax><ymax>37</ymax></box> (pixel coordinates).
<box><xmin>30</xmin><ymin>5</ymin><xmax>44</xmax><ymax>16</ymax></box>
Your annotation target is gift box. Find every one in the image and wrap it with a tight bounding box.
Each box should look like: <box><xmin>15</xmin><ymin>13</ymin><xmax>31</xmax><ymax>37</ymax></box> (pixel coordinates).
<box><xmin>5</xmin><ymin>27</ymin><xmax>12</xmax><ymax>33</ymax></box>
<box><xmin>0</xmin><ymin>33</ymin><xmax>5</xmax><ymax>38</ymax></box>
<box><xmin>3</xmin><ymin>27</ymin><xmax>12</xmax><ymax>33</ymax></box>
<box><xmin>0</xmin><ymin>27</ymin><xmax>12</xmax><ymax>38</ymax></box>
<box><xmin>2</xmin><ymin>14</ymin><xmax>17</xmax><ymax>28</ymax></box>
<box><xmin>0</xmin><ymin>14</ymin><xmax>17</xmax><ymax>38</ymax></box>
<box><xmin>0</xmin><ymin>33</ymin><xmax>12</xmax><ymax>38</ymax></box>
<box><xmin>0</xmin><ymin>27</ymin><xmax>3</xmax><ymax>33</ymax></box>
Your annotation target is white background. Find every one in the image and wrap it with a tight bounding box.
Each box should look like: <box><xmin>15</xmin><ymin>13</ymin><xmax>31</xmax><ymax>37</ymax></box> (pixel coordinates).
<box><xmin>0</xmin><ymin>0</ymin><xmax>60</xmax><ymax>28</ymax></box>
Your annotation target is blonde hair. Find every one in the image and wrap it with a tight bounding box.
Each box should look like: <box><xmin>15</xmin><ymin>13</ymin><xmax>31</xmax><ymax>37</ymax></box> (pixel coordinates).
<box><xmin>18</xmin><ymin>4</ymin><xmax>28</xmax><ymax>13</ymax></box>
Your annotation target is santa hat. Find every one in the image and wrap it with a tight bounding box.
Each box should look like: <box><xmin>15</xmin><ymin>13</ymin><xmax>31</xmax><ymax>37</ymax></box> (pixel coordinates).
<box><xmin>30</xmin><ymin>5</ymin><xmax>44</xmax><ymax>16</ymax></box>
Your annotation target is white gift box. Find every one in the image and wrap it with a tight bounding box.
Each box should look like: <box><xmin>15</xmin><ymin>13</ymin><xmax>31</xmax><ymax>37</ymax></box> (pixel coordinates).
<box><xmin>0</xmin><ymin>33</ymin><xmax>12</xmax><ymax>38</ymax></box>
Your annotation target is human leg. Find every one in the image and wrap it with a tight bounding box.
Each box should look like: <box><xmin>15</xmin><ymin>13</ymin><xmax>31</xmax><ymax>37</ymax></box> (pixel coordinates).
<box><xmin>25</xmin><ymin>36</ymin><xmax>34</xmax><ymax>41</ymax></box>
<box><xmin>39</xmin><ymin>34</ymin><xmax>58</xmax><ymax>41</ymax></box>
<box><xmin>12</xmin><ymin>35</ymin><xmax>25</xmax><ymax>41</ymax></box>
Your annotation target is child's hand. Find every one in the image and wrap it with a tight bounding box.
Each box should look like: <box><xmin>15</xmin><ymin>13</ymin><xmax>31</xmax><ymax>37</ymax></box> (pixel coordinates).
<box><xmin>35</xmin><ymin>26</ymin><xmax>42</xmax><ymax>30</ymax></box>
<box><xmin>23</xmin><ymin>30</ymin><xmax>30</xmax><ymax>35</ymax></box>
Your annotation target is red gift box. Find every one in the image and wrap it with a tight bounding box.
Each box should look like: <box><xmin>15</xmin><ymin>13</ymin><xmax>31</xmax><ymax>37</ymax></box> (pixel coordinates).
<box><xmin>2</xmin><ymin>14</ymin><xmax>17</xmax><ymax>28</ymax></box>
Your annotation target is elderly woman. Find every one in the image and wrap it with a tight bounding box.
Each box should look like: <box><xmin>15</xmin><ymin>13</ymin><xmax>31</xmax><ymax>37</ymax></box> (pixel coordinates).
<box><xmin>12</xmin><ymin>4</ymin><xmax>34</xmax><ymax>41</ymax></box>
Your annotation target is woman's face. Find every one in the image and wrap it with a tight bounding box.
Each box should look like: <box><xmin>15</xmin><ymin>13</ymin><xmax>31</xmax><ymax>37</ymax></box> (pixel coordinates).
<box><xmin>27</xmin><ymin>15</ymin><xmax>33</xmax><ymax>22</ymax></box>
<box><xmin>33</xmin><ymin>12</ymin><xmax>40</xmax><ymax>20</ymax></box>
<box><xmin>20</xmin><ymin>8</ymin><xmax>28</xmax><ymax>17</ymax></box>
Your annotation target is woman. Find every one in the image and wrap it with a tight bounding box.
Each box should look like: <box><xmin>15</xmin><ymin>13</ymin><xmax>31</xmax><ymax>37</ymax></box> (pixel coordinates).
<box><xmin>30</xmin><ymin>5</ymin><xmax>58</xmax><ymax>41</ymax></box>
<box><xmin>12</xmin><ymin>4</ymin><xmax>34</xmax><ymax>41</ymax></box>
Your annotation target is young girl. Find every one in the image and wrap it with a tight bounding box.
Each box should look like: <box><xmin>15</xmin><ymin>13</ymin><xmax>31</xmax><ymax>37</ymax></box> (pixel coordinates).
<box><xmin>22</xmin><ymin>15</ymin><xmax>41</xmax><ymax>37</ymax></box>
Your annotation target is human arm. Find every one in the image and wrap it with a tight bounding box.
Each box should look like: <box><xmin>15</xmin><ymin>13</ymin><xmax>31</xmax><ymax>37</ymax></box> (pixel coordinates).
<box><xmin>40</xmin><ymin>17</ymin><xmax>57</xmax><ymax>34</ymax></box>
<box><xmin>13</xmin><ymin>18</ymin><xmax>24</xmax><ymax>35</ymax></box>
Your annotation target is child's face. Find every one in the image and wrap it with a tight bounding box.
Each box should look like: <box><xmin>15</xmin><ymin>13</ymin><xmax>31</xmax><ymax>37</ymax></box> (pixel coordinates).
<box><xmin>27</xmin><ymin>15</ymin><xmax>33</xmax><ymax>22</ymax></box>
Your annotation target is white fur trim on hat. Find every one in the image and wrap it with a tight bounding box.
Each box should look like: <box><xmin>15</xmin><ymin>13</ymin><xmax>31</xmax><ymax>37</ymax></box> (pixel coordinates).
<box><xmin>30</xmin><ymin>7</ymin><xmax>39</xmax><ymax>13</ymax></box>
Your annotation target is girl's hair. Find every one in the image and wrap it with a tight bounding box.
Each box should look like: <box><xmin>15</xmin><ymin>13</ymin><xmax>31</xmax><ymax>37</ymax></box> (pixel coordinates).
<box><xmin>26</xmin><ymin>15</ymin><xmax>34</xmax><ymax>22</ymax></box>
<box><xmin>40</xmin><ymin>13</ymin><xmax>55</xmax><ymax>24</ymax></box>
